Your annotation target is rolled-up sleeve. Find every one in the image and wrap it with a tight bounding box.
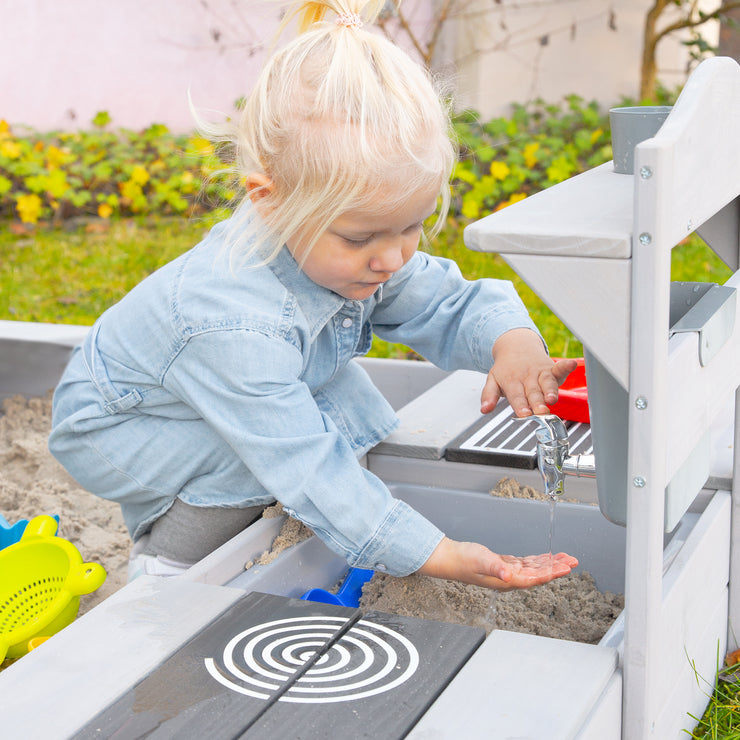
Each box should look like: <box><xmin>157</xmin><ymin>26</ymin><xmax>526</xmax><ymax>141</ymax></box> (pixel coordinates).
<box><xmin>163</xmin><ymin>328</ymin><xmax>443</xmax><ymax>575</ymax></box>
<box><xmin>371</xmin><ymin>251</ymin><xmax>542</xmax><ymax>372</ymax></box>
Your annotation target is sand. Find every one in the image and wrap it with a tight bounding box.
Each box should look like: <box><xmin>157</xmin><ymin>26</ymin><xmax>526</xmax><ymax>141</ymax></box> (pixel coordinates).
<box><xmin>358</xmin><ymin>477</ymin><xmax>623</xmax><ymax>642</ymax></box>
<box><xmin>359</xmin><ymin>570</ymin><xmax>623</xmax><ymax>642</ymax></box>
<box><xmin>0</xmin><ymin>394</ymin><xmax>623</xmax><ymax>648</ymax></box>
<box><xmin>0</xmin><ymin>393</ymin><xmax>129</xmax><ymax>615</ymax></box>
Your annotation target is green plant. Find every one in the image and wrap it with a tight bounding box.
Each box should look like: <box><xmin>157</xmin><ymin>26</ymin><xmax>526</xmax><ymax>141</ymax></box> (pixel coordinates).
<box><xmin>451</xmin><ymin>96</ymin><xmax>612</xmax><ymax>221</ymax></box>
<box><xmin>0</xmin><ymin>116</ymin><xmax>234</xmax><ymax>225</ymax></box>
<box><xmin>685</xmin><ymin>646</ymin><xmax>740</xmax><ymax>738</ymax></box>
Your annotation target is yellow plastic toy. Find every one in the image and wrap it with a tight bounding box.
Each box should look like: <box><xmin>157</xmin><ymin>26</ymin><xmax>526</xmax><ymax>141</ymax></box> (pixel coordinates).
<box><xmin>0</xmin><ymin>515</ymin><xmax>106</xmax><ymax>662</ymax></box>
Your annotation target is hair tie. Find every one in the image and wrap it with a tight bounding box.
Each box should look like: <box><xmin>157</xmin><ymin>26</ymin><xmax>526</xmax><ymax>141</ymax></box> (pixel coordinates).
<box><xmin>335</xmin><ymin>11</ymin><xmax>363</xmax><ymax>29</ymax></box>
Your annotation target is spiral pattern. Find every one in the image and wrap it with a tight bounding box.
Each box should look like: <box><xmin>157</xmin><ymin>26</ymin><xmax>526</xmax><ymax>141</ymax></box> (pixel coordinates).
<box><xmin>204</xmin><ymin>616</ymin><xmax>419</xmax><ymax>703</ymax></box>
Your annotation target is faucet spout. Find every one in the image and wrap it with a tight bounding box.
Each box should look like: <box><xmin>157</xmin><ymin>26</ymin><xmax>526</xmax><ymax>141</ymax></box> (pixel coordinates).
<box><xmin>526</xmin><ymin>414</ymin><xmax>596</xmax><ymax>498</ymax></box>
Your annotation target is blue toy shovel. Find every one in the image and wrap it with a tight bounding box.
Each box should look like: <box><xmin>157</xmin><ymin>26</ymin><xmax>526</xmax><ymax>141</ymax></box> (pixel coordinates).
<box><xmin>300</xmin><ymin>567</ymin><xmax>374</xmax><ymax>608</ymax></box>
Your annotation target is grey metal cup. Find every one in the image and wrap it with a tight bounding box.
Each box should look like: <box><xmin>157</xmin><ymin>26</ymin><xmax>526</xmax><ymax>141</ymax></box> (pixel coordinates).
<box><xmin>609</xmin><ymin>105</ymin><xmax>672</xmax><ymax>174</ymax></box>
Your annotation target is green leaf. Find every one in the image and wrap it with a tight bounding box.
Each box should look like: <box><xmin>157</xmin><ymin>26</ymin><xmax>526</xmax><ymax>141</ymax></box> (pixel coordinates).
<box><xmin>92</xmin><ymin>111</ymin><xmax>112</xmax><ymax>128</ymax></box>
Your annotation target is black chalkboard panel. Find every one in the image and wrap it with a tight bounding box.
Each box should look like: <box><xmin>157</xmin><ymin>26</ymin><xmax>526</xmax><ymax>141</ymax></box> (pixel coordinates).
<box><xmin>77</xmin><ymin>592</ymin><xmax>484</xmax><ymax>739</ymax></box>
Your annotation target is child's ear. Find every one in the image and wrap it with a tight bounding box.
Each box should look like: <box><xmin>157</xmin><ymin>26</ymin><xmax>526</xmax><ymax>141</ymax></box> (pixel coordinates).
<box><xmin>245</xmin><ymin>172</ymin><xmax>274</xmax><ymax>203</ymax></box>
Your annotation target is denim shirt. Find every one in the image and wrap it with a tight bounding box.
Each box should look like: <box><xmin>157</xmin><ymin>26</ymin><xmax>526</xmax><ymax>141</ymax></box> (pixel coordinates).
<box><xmin>49</xmin><ymin>217</ymin><xmax>540</xmax><ymax>576</ymax></box>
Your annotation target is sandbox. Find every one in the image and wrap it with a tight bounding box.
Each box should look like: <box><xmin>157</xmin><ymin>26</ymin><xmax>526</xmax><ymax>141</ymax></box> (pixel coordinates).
<box><xmin>3</xmin><ymin>57</ymin><xmax>740</xmax><ymax>739</ymax></box>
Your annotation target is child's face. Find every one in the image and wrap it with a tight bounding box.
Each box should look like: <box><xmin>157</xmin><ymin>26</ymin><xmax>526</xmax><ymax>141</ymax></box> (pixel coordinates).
<box><xmin>286</xmin><ymin>182</ymin><xmax>439</xmax><ymax>301</ymax></box>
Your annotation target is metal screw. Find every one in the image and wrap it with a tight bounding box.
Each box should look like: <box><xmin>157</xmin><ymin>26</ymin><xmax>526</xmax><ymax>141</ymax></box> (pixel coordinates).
<box><xmin>633</xmin><ymin>476</ymin><xmax>646</xmax><ymax>488</ymax></box>
<box><xmin>639</xmin><ymin>166</ymin><xmax>652</xmax><ymax>179</ymax></box>
<box><xmin>639</xmin><ymin>232</ymin><xmax>652</xmax><ymax>245</ymax></box>
<box><xmin>635</xmin><ymin>396</ymin><xmax>648</xmax><ymax>410</ymax></box>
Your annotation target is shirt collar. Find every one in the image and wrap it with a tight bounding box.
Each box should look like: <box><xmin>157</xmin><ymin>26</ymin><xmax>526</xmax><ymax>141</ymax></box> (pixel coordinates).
<box><xmin>268</xmin><ymin>243</ymin><xmax>350</xmax><ymax>335</ymax></box>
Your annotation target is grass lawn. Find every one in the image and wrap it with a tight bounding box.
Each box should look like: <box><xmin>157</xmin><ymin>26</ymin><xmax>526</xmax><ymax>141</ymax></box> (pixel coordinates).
<box><xmin>1</xmin><ymin>215</ymin><xmax>731</xmax><ymax>360</ymax></box>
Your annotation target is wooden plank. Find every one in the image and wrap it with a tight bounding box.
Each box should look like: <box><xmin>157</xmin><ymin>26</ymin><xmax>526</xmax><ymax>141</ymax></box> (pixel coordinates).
<box><xmin>623</xmin><ymin>134</ymin><xmax>675</xmax><ymax>740</ymax></box>
<box><xmin>75</xmin><ymin>592</ymin><xmax>363</xmax><ymax>739</ymax></box>
<box><xmin>249</xmin><ymin>609</ymin><xmax>484</xmax><ymax>739</ymax></box>
<box><xmin>656</xmin><ymin>492</ymin><xmax>730</xmax><ymax>685</ymax></box>
<box><xmin>0</xmin><ymin>576</ymin><xmax>245</xmax><ymax>739</ymax></box>
<box><xmin>501</xmin><ymin>254</ymin><xmax>632</xmax><ymax>388</ymax></box>
<box><xmin>75</xmin><ymin>593</ymin><xmax>484</xmax><ymax>740</ymax></box>
<box><xmin>729</xmin><ymin>388</ymin><xmax>740</xmax><ymax>652</ymax></box>
<box><xmin>372</xmin><ymin>370</ymin><xmax>486</xmax><ymax>460</ymax></box>
<box><xmin>465</xmin><ymin>162</ymin><xmax>633</xmax><ymax>259</ymax></box>
<box><xmin>635</xmin><ymin>57</ymin><xmax>740</xmax><ymax>252</ymax></box>
<box><xmin>407</xmin><ymin>630</ymin><xmax>619</xmax><ymax>740</ymax></box>
<box><xmin>184</xmin><ymin>515</ymin><xmax>285</xmax><ymax>586</ymax></box>
<box><xmin>655</xmin><ymin>588</ymin><xmax>728</xmax><ymax>738</ymax></box>
<box><xmin>575</xmin><ymin>672</ymin><xmax>623</xmax><ymax>740</ymax></box>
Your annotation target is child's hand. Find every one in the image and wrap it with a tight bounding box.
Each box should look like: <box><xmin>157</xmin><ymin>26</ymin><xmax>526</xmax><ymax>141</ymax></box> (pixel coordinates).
<box><xmin>481</xmin><ymin>328</ymin><xmax>577</xmax><ymax>418</ymax></box>
<box><xmin>417</xmin><ymin>537</ymin><xmax>578</xmax><ymax>591</ymax></box>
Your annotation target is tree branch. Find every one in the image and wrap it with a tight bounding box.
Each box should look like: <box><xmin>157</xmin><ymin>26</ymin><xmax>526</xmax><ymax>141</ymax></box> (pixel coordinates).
<box><xmin>653</xmin><ymin>0</ymin><xmax>740</xmax><ymax>45</ymax></box>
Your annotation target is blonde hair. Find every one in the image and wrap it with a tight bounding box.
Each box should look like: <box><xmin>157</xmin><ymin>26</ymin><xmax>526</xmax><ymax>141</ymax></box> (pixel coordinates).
<box><xmin>202</xmin><ymin>0</ymin><xmax>456</xmax><ymax>265</ymax></box>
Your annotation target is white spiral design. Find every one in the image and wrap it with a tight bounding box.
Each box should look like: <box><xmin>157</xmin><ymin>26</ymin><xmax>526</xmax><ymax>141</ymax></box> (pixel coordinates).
<box><xmin>204</xmin><ymin>616</ymin><xmax>419</xmax><ymax>703</ymax></box>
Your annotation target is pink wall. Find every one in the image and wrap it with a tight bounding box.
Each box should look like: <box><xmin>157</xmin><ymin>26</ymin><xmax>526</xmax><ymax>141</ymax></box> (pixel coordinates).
<box><xmin>2</xmin><ymin>0</ymin><xmax>281</xmax><ymax>132</ymax></box>
<box><xmin>0</xmin><ymin>0</ymin><xmax>712</xmax><ymax>133</ymax></box>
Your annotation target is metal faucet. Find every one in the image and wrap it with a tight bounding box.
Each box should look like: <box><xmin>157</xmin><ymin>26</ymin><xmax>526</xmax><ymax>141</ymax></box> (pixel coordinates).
<box><xmin>528</xmin><ymin>414</ymin><xmax>596</xmax><ymax>498</ymax></box>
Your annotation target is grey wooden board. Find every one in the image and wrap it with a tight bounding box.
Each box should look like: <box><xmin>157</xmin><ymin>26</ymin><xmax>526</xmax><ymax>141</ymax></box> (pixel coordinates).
<box><xmin>0</xmin><ymin>575</ymin><xmax>245</xmax><ymax>739</ymax></box>
<box><xmin>76</xmin><ymin>592</ymin><xmax>484</xmax><ymax>739</ymax></box>
<box><xmin>247</xmin><ymin>609</ymin><xmax>484</xmax><ymax>739</ymax></box>
<box><xmin>372</xmin><ymin>369</ymin><xmax>486</xmax><ymax>460</ymax></box>
<box><xmin>408</xmin><ymin>630</ymin><xmax>619</xmax><ymax>739</ymax></box>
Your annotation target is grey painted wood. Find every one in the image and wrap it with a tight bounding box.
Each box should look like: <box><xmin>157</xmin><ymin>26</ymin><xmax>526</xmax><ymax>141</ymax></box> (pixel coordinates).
<box><xmin>408</xmin><ymin>630</ymin><xmax>619</xmax><ymax>740</ymax></box>
<box><xmin>74</xmin><ymin>592</ymin><xmax>483</xmax><ymax>739</ymax></box>
<box><xmin>0</xmin><ymin>576</ymin><xmax>244</xmax><ymax>739</ymax></box>
<box><xmin>373</xmin><ymin>370</ymin><xmax>487</xmax><ymax>460</ymax></box>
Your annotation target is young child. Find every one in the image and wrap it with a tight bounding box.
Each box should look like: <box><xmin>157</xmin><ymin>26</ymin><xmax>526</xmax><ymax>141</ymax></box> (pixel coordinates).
<box><xmin>49</xmin><ymin>0</ymin><xmax>578</xmax><ymax>589</ymax></box>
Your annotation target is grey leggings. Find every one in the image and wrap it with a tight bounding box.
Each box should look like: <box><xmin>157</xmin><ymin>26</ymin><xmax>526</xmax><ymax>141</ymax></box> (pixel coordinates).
<box><xmin>142</xmin><ymin>498</ymin><xmax>266</xmax><ymax>563</ymax></box>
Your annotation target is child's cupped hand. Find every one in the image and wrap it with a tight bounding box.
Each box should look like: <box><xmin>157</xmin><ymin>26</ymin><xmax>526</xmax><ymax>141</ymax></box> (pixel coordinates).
<box><xmin>417</xmin><ymin>537</ymin><xmax>578</xmax><ymax>591</ymax></box>
<box><xmin>481</xmin><ymin>328</ymin><xmax>578</xmax><ymax>418</ymax></box>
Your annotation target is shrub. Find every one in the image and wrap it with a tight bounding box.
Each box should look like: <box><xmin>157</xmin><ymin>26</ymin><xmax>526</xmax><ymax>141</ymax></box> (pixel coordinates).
<box><xmin>0</xmin><ymin>96</ymin><xmax>613</xmax><ymax>226</ymax></box>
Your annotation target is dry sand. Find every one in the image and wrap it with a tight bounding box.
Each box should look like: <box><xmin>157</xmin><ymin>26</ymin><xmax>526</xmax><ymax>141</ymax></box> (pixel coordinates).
<box><xmin>0</xmin><ymin>393</ymin><xmax>129</xmax><ymax>615</ymax></box>
<box><xmin>359</xmin><ymin>570</ymin><xmax>623</xmax><ymax>642</ymax></box>
<box><xmin>358</xmin><ymin>477</ymin><xmax>623</xmax><ymax>642</ymax></box>
<box><xmin>0</xmin><ymin>395</ymin><xmax>623</xmax><ymax>648</ymax></box>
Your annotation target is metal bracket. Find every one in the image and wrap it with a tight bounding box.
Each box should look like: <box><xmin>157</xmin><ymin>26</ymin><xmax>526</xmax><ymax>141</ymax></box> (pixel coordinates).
<box><xmin>669</xmin><ymin>282</ymin><xmax>737</xmax><ymax>366</ymax></box>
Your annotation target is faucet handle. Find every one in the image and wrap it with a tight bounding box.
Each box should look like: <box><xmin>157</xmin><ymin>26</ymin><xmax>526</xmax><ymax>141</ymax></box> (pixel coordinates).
<box><xmin>513</xmin><ymin>413</ymin><xmax>569</xmax><ymax>443</ymax></box>
<box><xmin>531</xmin><ymin>414</ymin><xmax>569</xmax><ymax>444</ymax></box>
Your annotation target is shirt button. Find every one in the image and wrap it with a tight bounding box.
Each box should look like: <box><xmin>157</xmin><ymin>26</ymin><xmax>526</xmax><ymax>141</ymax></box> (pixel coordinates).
<box><xmin>374</xmin><ymin>563</ymin><xmax>387</xmax><ymax>572</ymax></box>
<box><xmin>341</xmin><ymin>317</ymin><xmax>353</xmax><ymax>328</ymax></box>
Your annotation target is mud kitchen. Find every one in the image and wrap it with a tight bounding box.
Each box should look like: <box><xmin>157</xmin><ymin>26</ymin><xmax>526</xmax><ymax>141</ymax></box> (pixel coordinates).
<box><xmin>2</xmin><ymin>57</ymin><xmax>740</xmax><ymax>739</ymax></box>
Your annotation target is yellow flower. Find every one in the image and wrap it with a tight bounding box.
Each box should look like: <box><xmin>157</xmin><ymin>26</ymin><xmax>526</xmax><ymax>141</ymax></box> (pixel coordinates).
<box><xmin>130</xmin><ymin>165</ymin><xmax>150</xmax><ymax>186</ymax></box>
<box><xmin>461</xmin><ymin>198</ymin><xmax>480</xmax><ymax>220</ymax></box>
<box><xmin>489</xmin><ymin>161</ymin><xmax>510</xmax><ymax>181</ymax></box>
<box><xmin>98</xmin><ymin>203</ymin><xmax>114</xmax><ymax>219</ymax></box>
<box><xmin>16</xmin><ymin>193</ymin><xmax>43</xmax><ymax>224</ymax></box>
<box><xmin>590</xmin><ymin>128</ymin><xmax>604</xmax><ymax>144</ymax></box>
<box><xmin>453</xmin><ymin>164</ymin><xmax>477</xmax><ymax>185</ymax></box>
<box><xmin>0</xmin><ymin>119</ymin><xmax>10</xmax><ymax>139</ymax></box>
<box><xmin>0</xmin><ymin>139</ymin><xmax>21</xmax><ymax>159</ymax></box>
<box><xmin>523</xmin><ymin>142</ymin><xmax>540</xmax><ymax>169</ymax></box>
<box><xmin>46</xmin><ymin>145</ymin><xmax>68</xmax><ymax>169</ymax></box>
<box><xmin>189</xmin><ymin>136</ymin><xmax>215</xmax><ymax>156</ymax></box>
<box><xmin>495</xmin><ymin>192</ymin><xmax>527</xmax><ymax>211</ymax></box>
<box><xmin>119</xmin><ymin>180</ymin><xmax>143</xmax><ymax>201</ymax></box>
<box><xmin>44</xmin><ymin>169</ymin><xmax>70</xmax><ymax>199</ymax></box>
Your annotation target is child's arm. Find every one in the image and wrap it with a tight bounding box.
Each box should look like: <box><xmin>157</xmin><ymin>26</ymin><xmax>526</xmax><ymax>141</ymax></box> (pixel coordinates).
<box><xmin>417</xmin><ymin>536</ymin><xmax>578</xmax><ymax>591</ymax></box>
<box><xmin>481</xmin><ymin>327</ymin><xmax>578</xmax><ymax>418</ymax></box>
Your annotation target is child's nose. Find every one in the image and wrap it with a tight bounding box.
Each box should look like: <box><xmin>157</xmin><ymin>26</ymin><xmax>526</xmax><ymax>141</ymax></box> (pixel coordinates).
<box><xmin>369</xmin><ymin>239</ymin><xmax>405</xmax><ymax>273</ymax></box>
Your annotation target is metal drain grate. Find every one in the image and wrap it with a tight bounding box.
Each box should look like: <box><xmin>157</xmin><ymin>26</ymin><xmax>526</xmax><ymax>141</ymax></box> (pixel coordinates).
<box><xmin>445</xmin><ymin>401</ymin><xmax>593</xmax><ymax>469</ymax></box>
